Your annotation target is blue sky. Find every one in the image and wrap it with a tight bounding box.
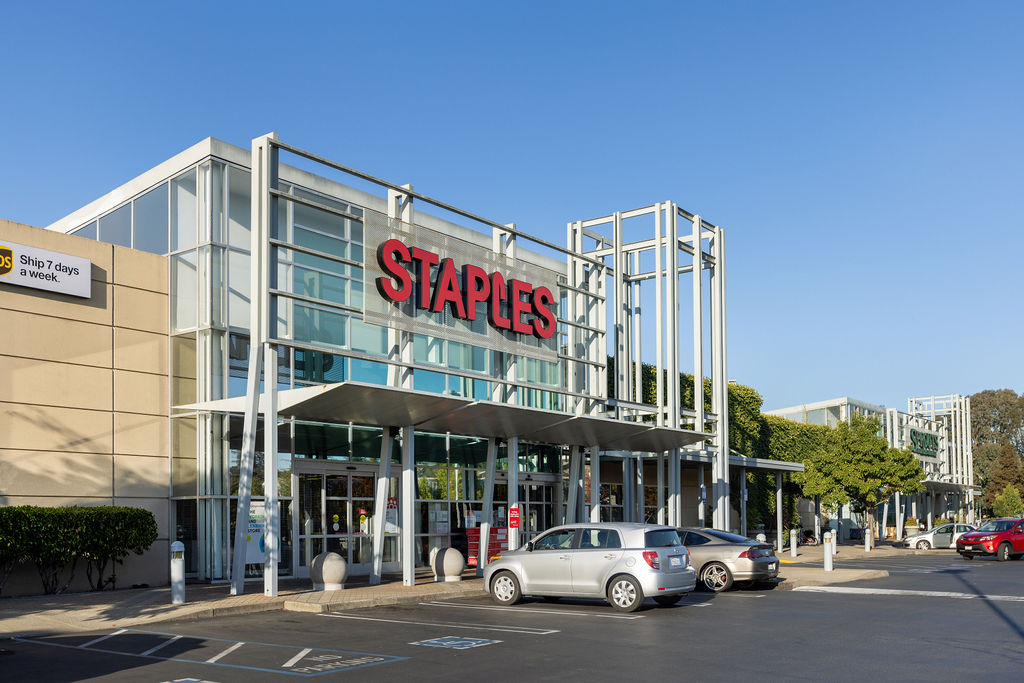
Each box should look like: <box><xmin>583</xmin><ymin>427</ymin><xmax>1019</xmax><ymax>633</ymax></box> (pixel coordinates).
<box><xmin>2</xmin><ymin>1</ymin><xmax>1021</xmax><ymax>412</ymax></box>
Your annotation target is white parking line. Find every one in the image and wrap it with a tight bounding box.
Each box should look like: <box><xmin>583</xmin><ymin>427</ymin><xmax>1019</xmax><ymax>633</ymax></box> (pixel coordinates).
<box><xmin>140</xmin><ymin>635</ymin><xmax>182</xmax><ymax>656</ymax></box>
<box><xmin>78</xmin><ymin>629</ymin><xmax>126</xmax><ymax>648</ymax></box>
<box><xmin>418</xmin><ymin>601</ymin><xmax>646</xmax><ymax>619</ymax></box>
<box><xmin>320</xmin><ymin>612</ymin><xmax>559</xmax><ymax>635</ymax></box>
<box><xmin>205</xmin><ymin>641</ymin><xmax>245</xmax><ymax>663</ymax></box>
<box><xmin>794</xmin><ymin>586</ymin><xmax>1024</xmax><ymax>602</ymax></box>
<box><xmin>282</xmin><ymin>647</ymin><xmax>312</xmax><ymax>668</ymax></box>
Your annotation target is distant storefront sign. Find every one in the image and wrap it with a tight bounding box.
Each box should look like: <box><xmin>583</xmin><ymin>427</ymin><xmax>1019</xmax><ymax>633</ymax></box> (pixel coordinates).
<box><xmin>0</xmin><ymin>241</ymin><xmax>91</xmax><ymax>298</ymax></box>
<box><xmin>909</xmin><ymin>427</ymin><xmax>940</xmax><ymax>457</ymax></box>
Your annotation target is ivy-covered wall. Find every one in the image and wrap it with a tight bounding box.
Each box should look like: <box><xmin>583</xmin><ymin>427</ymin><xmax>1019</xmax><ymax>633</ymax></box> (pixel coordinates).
<box><xmin>608</xmin><ymin>358</ymin><xmax>823</xmax><ymax>528</ymax></box>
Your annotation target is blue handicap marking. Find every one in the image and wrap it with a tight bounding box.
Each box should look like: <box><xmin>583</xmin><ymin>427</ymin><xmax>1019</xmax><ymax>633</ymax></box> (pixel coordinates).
<box><xmin>411</xmin><ymin>636</ymin><xmax>502</xmax><ymax>650</ymax></box>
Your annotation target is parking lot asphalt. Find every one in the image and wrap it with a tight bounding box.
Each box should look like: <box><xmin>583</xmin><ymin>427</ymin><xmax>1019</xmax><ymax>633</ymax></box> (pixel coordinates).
<box><xmin>6</xmin><ymin>552</ymin><xmax>1024</xmax><ymax>681</ymax></box>
<box><xmin>0</xmin><ymin>542</ymin><xmax>923</xmax><ymax>638</ymax></box>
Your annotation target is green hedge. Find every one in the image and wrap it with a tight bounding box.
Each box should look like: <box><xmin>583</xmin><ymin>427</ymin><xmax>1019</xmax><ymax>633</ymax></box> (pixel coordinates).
<box><xmin>0</xmin><ymin>506</ymin><xmax>158</xmax><ymax>595</ymax></box>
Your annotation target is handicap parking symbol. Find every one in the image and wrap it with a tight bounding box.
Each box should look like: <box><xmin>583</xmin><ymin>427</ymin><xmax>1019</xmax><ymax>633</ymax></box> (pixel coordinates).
<box><xmin>411</xmin><ymin>636</ymin><xmax>502</xmax><ymax>650</ymax></box>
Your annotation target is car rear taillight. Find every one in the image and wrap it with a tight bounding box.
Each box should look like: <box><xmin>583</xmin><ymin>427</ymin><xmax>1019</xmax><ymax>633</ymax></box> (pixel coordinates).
<box><xmin>642</xmin><ymin>551</ymin><xmax>660</xmax><ymax>569</ymax></box>
<box><xmin>738</xmin><ymin>547</ymin><xmax>759</xmax><ymax>559</ymax></box>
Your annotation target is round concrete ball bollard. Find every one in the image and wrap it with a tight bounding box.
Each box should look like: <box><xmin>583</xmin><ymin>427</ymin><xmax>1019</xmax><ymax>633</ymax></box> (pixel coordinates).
<box><xmin>310</xmin><ymin>551</ymin><xmax>347</xmax><ymax>591</ymax></box>
<box><xmin>433</xmin><ymin>547</ymin><xmax>466</xmax><ymax>582</ymax></box>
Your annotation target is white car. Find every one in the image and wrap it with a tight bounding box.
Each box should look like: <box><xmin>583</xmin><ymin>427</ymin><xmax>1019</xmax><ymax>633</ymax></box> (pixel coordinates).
<box><xmin>901</xmin><ymin>523</ymin><xmax>977</xmax><ymax>549</ymax></box>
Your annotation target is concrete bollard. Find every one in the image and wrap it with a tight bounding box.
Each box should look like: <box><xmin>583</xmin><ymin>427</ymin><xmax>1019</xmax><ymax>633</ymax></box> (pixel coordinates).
<box><xmin>824</xmin><ymin>532</ymin><xmax>833</xmax><ymax>572</ymax></box>
<box><xmin>170</xmin><ymin>541</ymin><xmax>185</xmax><ymax>605</ymax></box>
<box><xmin>864</xmin><ymin>527</ymin><xmax>871</xmax><ymax>552</ymax></box>
<box><xmin>832</xmin><ymin>531</ymin><xmax>838</xmax><ymax>555</ymax></box>
<box><xmin>790</xmin><ymin>529</ymin><xmax>799</xmax><ymax>558</ymax></box>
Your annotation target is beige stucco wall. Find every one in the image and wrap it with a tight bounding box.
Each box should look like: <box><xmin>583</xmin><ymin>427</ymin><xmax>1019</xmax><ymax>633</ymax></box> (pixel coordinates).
<box><xmin>0</xmin><ymin>219</ymin><xmax>170</xmax><ymax>595</ymax></box>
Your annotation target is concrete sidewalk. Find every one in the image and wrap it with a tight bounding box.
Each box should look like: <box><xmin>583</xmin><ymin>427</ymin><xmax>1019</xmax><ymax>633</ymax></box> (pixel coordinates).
<box><xmin>773</xmin><ymin>541</ymin><xmax>958</xmax><ymax>590</ymax></box>
<box><xmin>0</xmin><ymin>571</ymin><xmax>484</xmax><ymax>638</ymax></box>
<box><xmin>0</xmin><ymin>542</ymin><xmax>933</xmax><ymax>636</ymax></box>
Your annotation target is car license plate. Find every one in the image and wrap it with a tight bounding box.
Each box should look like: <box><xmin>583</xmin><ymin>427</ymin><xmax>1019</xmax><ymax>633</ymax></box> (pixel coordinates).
<box><xmin>669</xmin><ymin>555</ymin><xmax>682</xmax><ymax>568</ymax></box>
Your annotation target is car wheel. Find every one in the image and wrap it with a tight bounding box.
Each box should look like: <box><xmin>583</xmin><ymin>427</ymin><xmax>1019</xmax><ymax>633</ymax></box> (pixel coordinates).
<box><xmin>916</xmin><ymin>540</ymin><xmax>930</xmax><ymax>550</ymax></box>
<box><xmin>607</xmin><ymin>575</ymin><xmax>644</xmax><ymax>612</ymax></box>
<box><xmin>700</xmin><ymin>562</ymin><xmax>734</xmax><ymax>592</ymax></box>
<box><xmin>997</xmin><ymin>543</ymin><xmax>1013</xmax><ymax>562</ymax></box>
<box><xmin>491</xmin><ymin>571</ymin><xmax>522</xmax><ymax>605</ymax></box>
<box><xmin>654</xmin><ymin>594</ymin><xmax>683</xmax><ymax>607</ymax></box>
<box><xmin>961</xmin><ymin>553</ymin><xmax>974</xmax><ymax>561</ymax></box>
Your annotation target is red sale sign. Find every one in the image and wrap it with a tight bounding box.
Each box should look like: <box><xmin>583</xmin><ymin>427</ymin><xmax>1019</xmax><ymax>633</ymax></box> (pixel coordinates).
<box><xmin>509</xmin><ymin>507</ymin><xmax>521</xmax><ymax>529</ymax></box>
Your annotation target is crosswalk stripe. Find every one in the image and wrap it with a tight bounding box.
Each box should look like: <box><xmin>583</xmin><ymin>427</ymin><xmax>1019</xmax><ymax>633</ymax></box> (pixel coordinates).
<box><xmin>794</xmin><ymin>586</ymin><xmax>1024</xmax><ymax>602</ymax></box>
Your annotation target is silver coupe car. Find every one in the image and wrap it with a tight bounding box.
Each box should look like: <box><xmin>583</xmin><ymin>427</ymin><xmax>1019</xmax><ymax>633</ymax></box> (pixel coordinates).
<box><xmin>483</xmin><ymin>522</ymin><xmax>697</xmax><ymax>612</ymax></box>
<box><xmin>678</xmin><ymin>528</ymin><xmax>780</xmax><ymax>592</ymax></box>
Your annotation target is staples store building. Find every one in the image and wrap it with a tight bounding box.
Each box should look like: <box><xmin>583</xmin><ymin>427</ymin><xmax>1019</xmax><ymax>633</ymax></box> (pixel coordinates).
<box><xmin>1</xmin><ymin>134</ymin><xmax>800</xmax><ymax>595</ymax></box>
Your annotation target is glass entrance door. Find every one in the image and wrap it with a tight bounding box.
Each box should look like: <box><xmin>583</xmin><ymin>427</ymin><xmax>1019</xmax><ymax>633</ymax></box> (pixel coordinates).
<box><xmin>519</xmin><ymin>479</ymin><xmax>558</xmax><ymax>543</ymax></box>
<box><xmin>294</xmin><ymin>463</ymin><xmax>398</xmax><ymax>576</ymax></box>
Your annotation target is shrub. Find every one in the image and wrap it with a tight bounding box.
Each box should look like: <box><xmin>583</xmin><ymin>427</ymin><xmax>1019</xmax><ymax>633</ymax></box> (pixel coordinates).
<box><xmin>80</xmin><ymin>507</ymin><xmax>159</xmax><ymax>591</ymax></box>
<box><xmin>24</xmin><ymin>507</ymin><xmax>84</xmax><ymax>594</ymax></box>
<box><xmin>904</xmin><ymin>517</ymin><xmax>919</xmax><ymax>526</ymax></box>
<box><xmin>10</xmin><ymin>506</ymin><xmax>159</xmax><ymax>594</ymax></box>
<box><xmin>0</xmin><ymin>506</ymin><xmax>31</xmax><ymax>596</ymax></box>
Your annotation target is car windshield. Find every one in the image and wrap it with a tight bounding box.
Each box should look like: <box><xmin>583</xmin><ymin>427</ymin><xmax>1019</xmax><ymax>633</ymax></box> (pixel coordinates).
<box><xmin>978</xmin><ymin>520</ymin><xmax>1017</xmax><ymax>532</ymax></box>
<box><xmin>704</xmin><ymin>530</ymin><xmax>755</xmax><ymax>544</ymax></box>
<box><xmin>645</xmin><ymin>530</ymin><xmax>682</xmax><ymax>547</ymax></box>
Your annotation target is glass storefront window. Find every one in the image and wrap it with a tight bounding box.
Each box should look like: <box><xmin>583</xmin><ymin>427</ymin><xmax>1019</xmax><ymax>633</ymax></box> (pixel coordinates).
<box><xmin>73</xmin><ymin>221</ymin><xmax>97</xmax><ymax>240</ymax></box>
<box><xmin>133</xmin><ymin>182</ymin><xmax>169</xmax><ymax>254</ymax></box>
<box><xmin>350</xmin><ymin>359</ymin><xmax>387</xmax><ymax>385</ymax></box>
<box><xmin>228</xmin><ymin>167</ymin><xmax>251</xmax><ymax>249</ymax></box>
<box><xmin>172</xmin><ymin>251</ymin><xmax>198</xmax><ymax>331</ymax></box>
<box><xmin>99</xmin><ymin>203</ymin><xmax>131</xmax><ymax>248</ymax></box>
<box><xmin>171</xmin><ymin>333</ymin><xmax>197</xmax><ymax>407</ymax></box>
<box><xmin>207</xmin><ymin>161</ymin><xmax>225</xmax><ymax>244</ymax></box>
<box><xmin>172</xmin><ymin>168</ymin><xmax>197</xmax><ymax>251</ymax></box>
<box><xmin>294</xmin><ymin>304</ymin><xmax>346</xmax><ymax>348</ymax></box>
<box><xmin>227</xmin><ymin>250</ymin><xmax>250</xmax><ymax>329</ymax></box>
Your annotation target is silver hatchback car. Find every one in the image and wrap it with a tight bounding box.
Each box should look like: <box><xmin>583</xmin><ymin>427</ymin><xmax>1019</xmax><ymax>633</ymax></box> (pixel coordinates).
<box><xmin>483</xmin><ymin>522</ymin><xmax>697</xmax><ymax>612</ymax></box>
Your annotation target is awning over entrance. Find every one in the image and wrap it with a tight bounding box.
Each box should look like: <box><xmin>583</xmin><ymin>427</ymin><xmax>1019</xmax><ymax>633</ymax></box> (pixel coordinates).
<box><xmin>178</xmin><ymin>380</ymin><xmax>708</xmax><ymax>452</ymax></box>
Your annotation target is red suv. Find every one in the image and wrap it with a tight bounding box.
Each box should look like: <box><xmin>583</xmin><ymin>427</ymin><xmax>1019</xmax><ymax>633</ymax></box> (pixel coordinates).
<box><xmin>957</xmin><ymin>518</ymin><xmax>1024</xmax><ymax>561</ymax></box>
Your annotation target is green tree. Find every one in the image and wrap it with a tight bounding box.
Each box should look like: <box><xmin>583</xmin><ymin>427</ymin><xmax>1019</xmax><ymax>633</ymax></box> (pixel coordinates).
<box><xmin>983</xmin><ymin>446</ymin><xmax>1024</xmax><ymax>510</ymax></box>
<box><xmin>971</xmin><ymin>389</ymin><xmax>1024</xmax><ymax>454</ymax></box>
<box><xmin>800</xmin><ymin>415</ymin><xmax>924</xmax><ymax>546</ymax></box>
<box><xmin>992</xmin><ymin>484</ymin><xmax>1024</xmax><ymax>518</ymax></box>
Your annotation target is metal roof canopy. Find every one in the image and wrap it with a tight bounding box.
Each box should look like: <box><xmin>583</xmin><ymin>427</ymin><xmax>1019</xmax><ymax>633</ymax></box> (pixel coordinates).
<box><xmin>180</xmin><ymin>380</ymin><xmax>708</xmax><ymax>451</ymax></box>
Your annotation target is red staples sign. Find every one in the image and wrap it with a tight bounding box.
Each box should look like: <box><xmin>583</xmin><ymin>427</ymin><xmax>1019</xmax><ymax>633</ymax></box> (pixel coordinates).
<box><xmin>374</xmin><ymin>239</ymin><xmax>556</xmax><ymax>340</ymax></box>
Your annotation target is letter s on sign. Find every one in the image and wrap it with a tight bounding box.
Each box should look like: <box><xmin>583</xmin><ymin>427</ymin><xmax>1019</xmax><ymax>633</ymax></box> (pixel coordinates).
<box><xmin>375</xmin><ymin>239</ymin><xmax>413</xmax><ymax>302</ymax></box>
<box><xmin>530</xmin><ymin>286</ymin><xmax>556</xmax><ymax>339</ymax></box>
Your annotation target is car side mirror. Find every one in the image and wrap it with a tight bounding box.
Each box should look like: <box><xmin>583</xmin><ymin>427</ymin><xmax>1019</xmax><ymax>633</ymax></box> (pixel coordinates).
<box><xmin>526</xmin><ymin>542</ymin><xmax>535</xmax><ymax>552</ymax></box>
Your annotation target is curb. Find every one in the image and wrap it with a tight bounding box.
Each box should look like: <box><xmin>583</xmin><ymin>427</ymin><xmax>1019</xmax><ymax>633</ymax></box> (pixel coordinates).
<box><xmin>772</xmin><ymin>569</ymin><xmax>890</xmax><ymax>591</ymax></box>
<box><xmin>283</xmin><ymin>582</ymin><xmax>485</xmax><ymax>615</ymax></box>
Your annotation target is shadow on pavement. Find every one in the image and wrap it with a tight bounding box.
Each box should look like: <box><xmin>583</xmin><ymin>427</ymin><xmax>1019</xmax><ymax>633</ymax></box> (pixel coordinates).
<box><xmin>951</xmin><ymin>565</ymin><xmax>1024</xmax><ymax>642</ymax></box>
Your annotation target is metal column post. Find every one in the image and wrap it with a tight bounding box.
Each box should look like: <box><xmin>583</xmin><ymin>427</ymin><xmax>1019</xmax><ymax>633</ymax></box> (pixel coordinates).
<box><xmin>263</xmin><ymin>345</ymin><xmax>278</xmax><ymax>597</ymax></box>
<box><xmin>590</xmin><ymin>446</ymin><xmax>602</xmax><ymax>523</ymax></box>
<box><xmin>370</xmin><ymin>428</ymin><xmax>394</xmax><ymax>585</ymax></box>
<box><xmin>508</xmin><ymin>436</ymin><xmax>520</xmax><ymax>550</ymax></box>
<box><xmin>230</xmin><ymin>132</ymin><xmax>276</xmax><ymax>596</ymax></box>
<box><xmin>740</xmin><ymin>468</ymin><xmax>747</xmax><ymax>536</ymax></box>
<box><xmin>698</xmin><ymin>466</ymin><xmax>706</xmax><ymax>527</ymax></box>
<box><xmin>401</xmin><ymin>426</ymin><xmax>415</xmax><ymax>586</ymax></box>
<box><xmin>656</xmin><ymin>452</ymin><xmax>665</xmax><ymax>524</ymax></box>
<box><xmin>477</xmin><ymin>438</ymin><xmax>497</xmax><ymax>576</ymax></box>
<box><xmin>776</xmin><ymin>472</ymin><xmax>784</xmax><ymax>553</ymax></box>
<box><xmin>566</xmin><ymin>445</ymin><xmax>581</xmax><ymax>524</ymax></box>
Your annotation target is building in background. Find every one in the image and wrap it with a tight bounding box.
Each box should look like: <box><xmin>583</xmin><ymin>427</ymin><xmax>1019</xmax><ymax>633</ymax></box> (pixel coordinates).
<box><xmin>766</xmin><ymin>394</ymin><xmax>976</xmax><ymax>540</ymax></box>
